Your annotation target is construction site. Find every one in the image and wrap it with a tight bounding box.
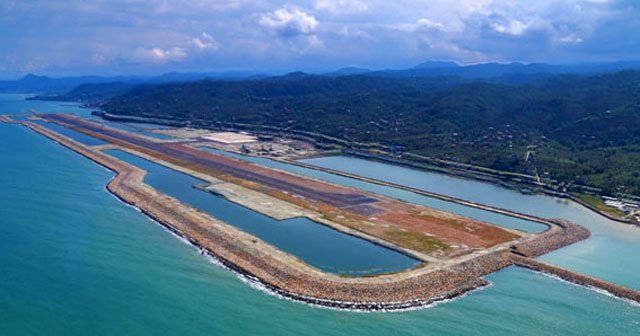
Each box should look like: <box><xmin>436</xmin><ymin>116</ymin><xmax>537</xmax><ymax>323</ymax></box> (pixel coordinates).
<box><xmin>3</xmin><ymin>112</ymin><xmax>639</xmax><ymax>310</ymax></box>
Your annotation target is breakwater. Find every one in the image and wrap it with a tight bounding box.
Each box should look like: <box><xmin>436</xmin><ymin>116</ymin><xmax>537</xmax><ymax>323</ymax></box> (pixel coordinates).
<box><xmin>18</xmin><ymin>120</ymin><xmax>516</xmax><ymax>309</ymax></box>
<box><xmin>95</xmin><ymin>112</ymin><xmax>636</xmax><ymax>225</ymax></box>
<box><xmin>9</xmin><ymin>118</ymin><xmax>640</xmax><ymax>311</ymax></box>
<box><xmin>512</xmin><ymin>256</ymin><xmax>640</xmax><ymax>305</ymax></box>
<box><xmin>510</xmin><ymin>219</ymin><xmax>590</xmax><ymax>257</ymax></box>
<box><xmin>36</xmin><ymin>113</ymin><xmax>523</xmax><ymax>257</ymax></box>
<box><xmin>334</xmin><ymin>151</ymin><xmax>635</xmax><ymax>225</ymax></box>
<box><xmin>285</xmin><ymin>159</ymin><xmax>556</xmax><ymax>228</ymax></box>
<box><xmin>0</xmin><ymin>115</ymin><xmax>15</xmax><ymax>123</ymax></box>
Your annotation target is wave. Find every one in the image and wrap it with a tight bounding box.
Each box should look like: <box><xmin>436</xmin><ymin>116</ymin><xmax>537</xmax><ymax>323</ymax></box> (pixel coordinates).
<box><xmin>528</xmin><ymin>269</ymin><xmax>640</xmax><ymax>308</ymax></box>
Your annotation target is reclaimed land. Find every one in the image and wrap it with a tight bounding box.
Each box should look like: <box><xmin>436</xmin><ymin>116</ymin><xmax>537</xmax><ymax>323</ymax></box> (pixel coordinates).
<box><xmin>7</xmin><ymin>116</ymin><xmax>640</xmax><ymax>310</ymax></box>
<box><xmin>0</xmin><ymin>115</ymin><xmax>16</xmax><ymax>123</ymax></box>
<box><xmin>36</xmin><ymin>113</ymin><xmax>520</xmax><ymax>259</ymax></box>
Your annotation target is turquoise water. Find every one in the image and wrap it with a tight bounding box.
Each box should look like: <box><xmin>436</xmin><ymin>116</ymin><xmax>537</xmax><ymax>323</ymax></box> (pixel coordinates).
<box><xmin>103</xmin><ymin>149</ymin><xmax>420</xmax><ymax>275</ymax></box>
<box><xmin>120</xmin><ymin>121</ymin><xmax>168</xmax><ymax>129</ymax></box>
<box><xmin>138</xmin><ymin>130</ymin><xmax>174</xmax><ymax>140</ymax></box>
<box><xmin>304</xmin><ymin>156</ymin><xmax>640</xmax><ymax>291</ymax></box>
<box><xmin>1</xmin><ymin>93</ymin><xmax>639</xmax><ymax>334</ymax></box>
<box><xmin>99</xmin><ymin>121</ymin><xmax>175</xmax><ymax>140</ymax></box>
<box><xmin>199</xmin><ymin>147</ymin><xmax>547</xmax><ymax>233</ymax></box>
<box><xmin>1</xmin><ymin>94</ymin><xmax>98</xmax><ymax>116</ymax></box>
<box><xmin>102</xmin><ymin>122</ymin><xmax>140</xmax><ymax>132</ymax></box>
<box><xmin>31</xmin><ymin>120</ymin><xmax>107</xmax><ymax>146</ymax></box>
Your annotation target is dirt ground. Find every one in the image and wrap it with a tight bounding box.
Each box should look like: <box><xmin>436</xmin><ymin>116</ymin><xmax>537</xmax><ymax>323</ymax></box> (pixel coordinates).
<box><xmin>39</xmin><ymin>113</ymin><xmax>522</xmax><ymax>258</ymax></box>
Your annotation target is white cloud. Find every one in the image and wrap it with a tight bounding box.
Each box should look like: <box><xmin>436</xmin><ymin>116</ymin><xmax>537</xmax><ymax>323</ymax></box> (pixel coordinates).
<box><xmin>258</xmin><ymin>8</ymin><xmax>318</xmax><ymax>36</ymax></box>
<box><xmin>306</xmin><ymin>35</ymin><xmax>325</xmax><ymax>49</ymax></box>
<box><xmin>391</xmin><ymin>18</ymin><xmax>446</xmax><ymax>33</ymax></box>
<box><xmin>338</xmin><ymin>26</ymin><xmax>371</xmax><ymax>39</ymax></box>
<box><xmin>416</xmin><ymin>18</ymin><xmax>446</xmax><ymax>30</ymax></box>
<box><xmin>135</xmin><ymin>47</ymin><xmax>187</xmax><ymax>62</ymax></box>
<box><xmin>315</xmin><ymin>0</ymin><xmax>368</xmax><ymax>14</ymax></box>
<box><xmin>491</xmin><ymin>19</ymin><xmax>529</xmax><ymax>35</ymax></box>
<box><xmin>556</xmin><ymin>34</ymin><xmax>584</xmax><ymax>44</ymax></box>
<box><xmin>192</xmin><ymin>32</ymin><xmax>219</xmax><ymax>50</ymax></box>
<box><xmin>1</xmin><ymin>0</ymin><xmax>638</xmax><ymax>75</ymax></box>
<box><xmin>133</xmin><ymin>32</ymin><xmax>219</xmax><ymax>64</ymax></box>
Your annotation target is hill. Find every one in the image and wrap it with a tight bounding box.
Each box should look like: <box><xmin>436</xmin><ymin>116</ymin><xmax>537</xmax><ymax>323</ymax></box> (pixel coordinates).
<box><xmin>0</xmin><ymin>71</ymin><xmax>267</xmax><ymax>94</ymax></box>
<box><xmin>102</xmin><ymin>71</ymin><xmax>640</xmax><ymax>195</ymax></box>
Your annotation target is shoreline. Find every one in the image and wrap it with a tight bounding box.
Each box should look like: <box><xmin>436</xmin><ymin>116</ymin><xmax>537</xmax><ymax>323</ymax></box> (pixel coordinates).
<box><xmin>18</xmin><ymin>119</ymin><xmax>506</xmax><ymax>310</ymax></box>
<box><xmin>100</xmin><ymin>164</ymin><xmax>499</xmax><ymax>311</ymax></box>
<box><xmin>566</xmin><ymin>193</ymin><xmax>636</xmax><ymax>226</ymax></box>
<box><xmin>94</xmin><ymin>111</ymin><xmax>635</xmax><ymax>226</ymax></box>
<box><xmin>338</xmin><ymin>151</ymin><xmax>637</xmax><ymax>226</ymax></box>
<box><xmin>281</xmin><ymin>159</ymin><xmax>554</xmax><ymax>227</ymax></box>
<box><xmin>38</xmin><ymin>113</ymin><xmax>525</xmax><ymax>259</ymax></box>
<box><xmin>7</xmin><ymin>115</ymin><xmax>640</xmax><ymax>311</ymax></box>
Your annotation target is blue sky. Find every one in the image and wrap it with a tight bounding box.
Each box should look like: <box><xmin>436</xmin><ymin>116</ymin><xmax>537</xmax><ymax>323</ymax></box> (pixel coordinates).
<box><xmin>1</xmin><ymin>0</ymin><xmax>639</xmax><ymax>77</ymax></box>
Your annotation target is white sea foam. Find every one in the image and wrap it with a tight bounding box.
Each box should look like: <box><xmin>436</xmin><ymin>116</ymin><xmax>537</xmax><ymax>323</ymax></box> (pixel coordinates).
<box><xmin>528</xmin><ymin>269</ymin><xmax>640</xmax><ymax>307</ymax></box>
<box><xmin>95</xmin><ymin>160</ymin><xmax>488</xmax><ymax>312</ymax></box>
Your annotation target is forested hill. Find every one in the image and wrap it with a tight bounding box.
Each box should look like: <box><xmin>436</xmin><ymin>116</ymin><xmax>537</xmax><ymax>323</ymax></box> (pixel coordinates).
<box><xmin>103</xmin><ymin>71</ymin><xmax>640</xmax><ymax>195</ymax></box>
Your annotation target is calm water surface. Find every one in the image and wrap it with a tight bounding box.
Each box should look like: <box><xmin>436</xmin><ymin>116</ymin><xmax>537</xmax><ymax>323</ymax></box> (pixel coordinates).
<box><xmin>89</xmin><ymin>120</ymin><xmax>175</xmax><ymax>140</ymax></box>
<box><xmin>1</xmin><ymin>93</ymin><xmax>638</xmax><ymax>335</ymax></box>
<box><xmin>104</xmin><ymin>149</ymin><xmax>420</xmax><ymax>275</ymax></box>
<box><xmin>304</xmin><ymin>156</ymin><xmax>640</xmax><ymax>290</ymax></box>
<box><xmin>30</xmin><ymin>120</ymin><xmax>107</xmax><ymax>146</ymax></box>
<box><xmin>200</xmin><ymin>147</ymin><xmax>547</xmax><ymax>233</ymax></box>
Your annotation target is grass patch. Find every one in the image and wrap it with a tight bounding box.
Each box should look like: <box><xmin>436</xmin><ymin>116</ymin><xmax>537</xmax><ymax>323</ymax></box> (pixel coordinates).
<box><xmin>385</xmin><ymin>229</ymin><xmax>449</xmax><ymax>254</ymax></box>
<box><xmin>571</xmin><ymin>192</ymin><xmax>626</xmax><ymax>218</ymax></box>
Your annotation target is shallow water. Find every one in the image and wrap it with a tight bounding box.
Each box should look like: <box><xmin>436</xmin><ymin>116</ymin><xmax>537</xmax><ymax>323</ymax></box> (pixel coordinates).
<box><xmin>30</xmin><ymin>120</ymin><xmax>107</xmax><ymax>146</ymax></box>
<box><xmin>200</xmin><ymin>147</ymin><xmax>547</xmax><ymax>233</ymax></box>
<box><xmin>101</xmin><ymin>122</ymin><xmax>140</xmax><ymax>133</ymax></box>
<box><xmin>138</xmin><ymin>130</ymin><xmax>174</xmax><ymax>140</ymax></box>
<box><xmin>303</xmin><ymin>155</ymin><xmax>640</xmax><ymax>290</ymax></box>
<box><xmin>1</xmin><ymin>93</ymin><xmax>638</xmax><ymax>335</ymax></box>
<box><xmin>95</xmin><ymin>121</ymin><xmax>175</xmax><ymax>140</ymax></box>
<box><xmin>103</xmin><ymin>149</ymin><xmax>420</xmax><ymax>275</ymax></box>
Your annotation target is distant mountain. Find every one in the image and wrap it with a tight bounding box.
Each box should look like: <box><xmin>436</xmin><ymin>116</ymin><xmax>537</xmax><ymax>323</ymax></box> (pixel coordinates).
<box><xmin>7</xmin><ymin>60</ymin><xmax>640</xmax><ymax>100</ymax></box>
<box><xmin>32</xmin><ymin>82</ymin><xmax>136</xmax><ymax>104</ymax></box>
<box><xmin>411</xmin><ymin>61</ymin><xmax>459</xmax><ymax>69</ymax></box>
<box><xmin>101</xmin><ymin>70</ymin><xmax>640</xmax><ymax>195</ymax></box>
<box><xmin>326</xmin><ymin>67</ymin><xmax>372</xmax><ymax>76</ymax></box>
<box><xmin>0</xmin><ymin>74</ymin><xmax>127</xmax><ymax>94</ymax></box>
<box><xmin>0</xmin><ymin>71</ymin><xmax>267</xmax><ymax>94</ymax></box>
<box><xmin>373</xmin><ymin>61</ymin><xmax>640</xmax><ymax>81</ymax></box>
<box><xmin>275</xmin><ymin>71</ymin><xmax>315</xmax><ymax>80</ymax></box>
<box><xmin>152</xmin><ymin>71</ymin><xmax>269</xmax><ymax>82</ymax></box>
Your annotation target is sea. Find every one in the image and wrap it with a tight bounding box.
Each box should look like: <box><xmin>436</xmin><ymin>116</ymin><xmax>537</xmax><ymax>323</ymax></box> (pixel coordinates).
<box><xmin>0</xmin><ymin>93</ymin><xmax>638</xmax><ymax>335</ymax></box>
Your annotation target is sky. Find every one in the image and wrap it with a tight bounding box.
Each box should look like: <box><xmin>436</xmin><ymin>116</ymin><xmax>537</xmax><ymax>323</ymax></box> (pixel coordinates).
<box><xmin>1</xmin><ymin>0</ymin><xmax>639</xmax><ymax>77</ymax></box>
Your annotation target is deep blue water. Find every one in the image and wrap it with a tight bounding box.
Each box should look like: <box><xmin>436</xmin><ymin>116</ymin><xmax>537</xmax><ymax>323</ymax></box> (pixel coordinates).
<box><xmin>1</xmin><ymin>93</ymin><xmax>638</xmax><ymax>335</ymax></box>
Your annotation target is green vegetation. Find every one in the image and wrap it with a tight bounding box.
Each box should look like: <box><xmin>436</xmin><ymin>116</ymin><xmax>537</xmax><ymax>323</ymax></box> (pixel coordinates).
<box><xmin>571</xmin><ymin>193</ymin><xmax>626</xmax><ymax>218</ymax></box>
<box><xmin>101</xmin><ymin>71</ymin><xmax>640</xmax><ymax>196</ymax></box>
<box><xmin>384</xmin><ymin>229</ymin><xmax>450</xmax><ymax>254</ymax></box>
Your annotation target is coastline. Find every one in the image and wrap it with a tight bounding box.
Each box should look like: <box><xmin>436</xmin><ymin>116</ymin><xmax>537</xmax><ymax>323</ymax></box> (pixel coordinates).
<box><xmin>566</xmin><ymin>193</ymin><xmax>635</xmax><ymax>225</ymax></box>
<box><xmin>18</xmin><ymin>119</ymin><xmax>515</xmax><ymax>309</ymax></box>
<box><xmin>7</xmin><ymin>115</ymin><xmax>640</xmax><ymax>311</ymax></box>
<box><xmin>339</xmin><ymin>151</ymin><xmax>637</xmax><ymax>226</ymax></box>
<box><xmin>94</xmin><ymin>112</ymin><xmax>636</xmax><ymax>226</ymax></box>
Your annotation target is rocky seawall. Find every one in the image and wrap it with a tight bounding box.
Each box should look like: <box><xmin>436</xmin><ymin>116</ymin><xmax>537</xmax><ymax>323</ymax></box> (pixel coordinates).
<box><xmin>510</xmin><ymin>219</ymin><xmax>590</xmax><ymax>257</ymax></box>
<box><xmin>513</xmin><ymin>256</ymin><xmax>640</xmax><ymax>305</ymax></box>
<box><xmin>11</xmin><ymin>118</ymin><xmax>638</xmax><ymax>310</ymax></box>
<box><xmin>0</xmin><ymin>115</ymin><xmax>16</xmax><ymax>123</ymax></box>
<box><xmin>20</xmin><ymin>121</ymin><xmax>515</xmax><ymax>309</ymax></box>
